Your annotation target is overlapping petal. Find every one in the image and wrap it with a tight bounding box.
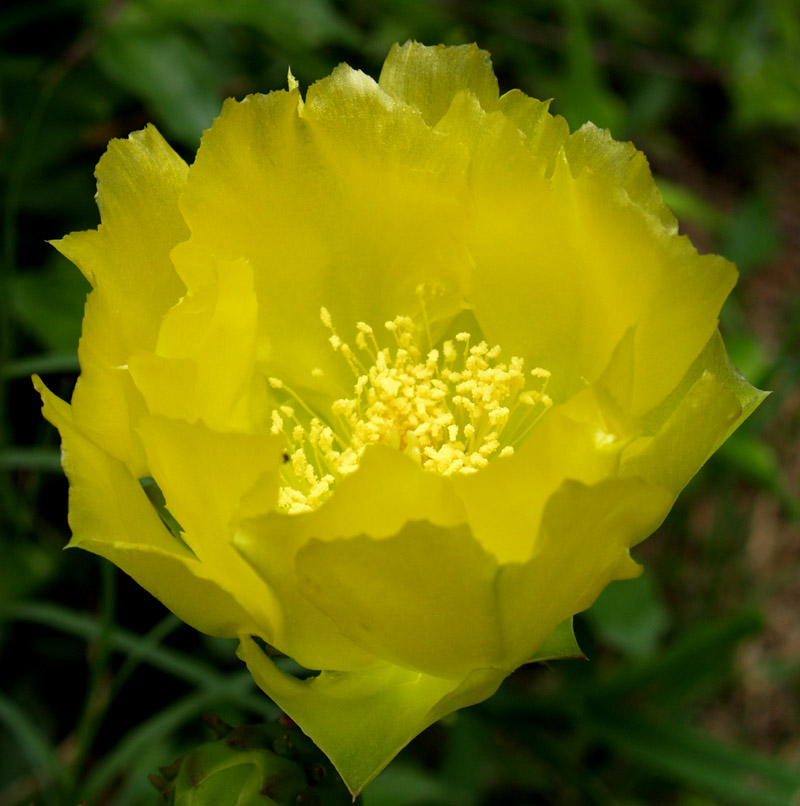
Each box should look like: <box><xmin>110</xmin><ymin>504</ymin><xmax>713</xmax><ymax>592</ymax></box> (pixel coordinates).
<box><xmin>173</xmin><ymin>71</ymin><xmax>473</xmax><ymax>397</ymax></box>
<box><xmin>34</xmin><ymin>378</ymin><xmax>263</xmax><ymax>638</ymax></box>
<box><xmin>129</xmin><ymin>255</ymin><xmax>269</xmax><ymax>431</ymax></box>
<box><xmin>51</xmin><ymin>125</ymin><xmax>189</xmax><ymax>474</ymax></box>
<box><xmin>234</xmin><ymin>446</ymin><xmax>466</xmax><ymax>671</ymax></box>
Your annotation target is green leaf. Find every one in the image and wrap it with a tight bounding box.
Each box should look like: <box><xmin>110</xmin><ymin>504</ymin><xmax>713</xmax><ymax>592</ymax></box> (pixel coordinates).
<box><xmin>559</xmin><ymin>0</ymin><xmax>625</xmax><ymax>133</ymax></box>
<box><xmin>96</xmin><ymin>14</ymin><xmax>222</xmax><ymax>147</ymax></box>
<box><xmin>0</xmin><ymin>447</ymin><xmax>63</xmax><ymax>472</ymax></box>
<box><xmin>718</xmin><ymin>434</ymin><xmax>799</xmax><ymax>521</ymax></box>
<box><xmin>582</xmin><ymin>704</ymin><xmax>800</xmax><ymax>806</ymax></box>
<box><xmin>3</xmin><ymin>600</ymin><xmax>272</xmax><ymax>706</ymax></box>
<box><xmin>720</xmin><ymin>194</ymin><xmax>781</xmax><ymax>274</ymax></box>
<box><xmin>2</xmin><ymin>351</ymin><xmax>80</xmax><ymax>379</ymax></box>
<box><xmin>362</xmin><ymin>763</ymin><xmax>449</xmax><ymax>806</ymax></box>
<box><xmin>440</xmin><ymin>711</ymin><xmax>486</xmax><ymax>806</ymax></box>
<box><xmin>0</xmin><ymin>542</ymin><xmax>58</xmax><ymax>610</ymax></box>
<box><xmin>0</xmin><ymin>693</ymin><xmax>65</xmax><ymax>803</ymax></box>
<box><xmin>585</xmin><ymin>571</ymin><xmax>670</xmax><ymax>658</ymax></box>
<box><xmin>13</xmin><ymin>261</ymin><xmax>88</xmax><ymax>353</ymax></box>
<box><xmin>598</xmin><ymin>609</ymin><xmax>763</xmax><ymax>704</ymax></box>
<box><xmin>152</xmin><ymin>0</ymin><xmax>359</xmax><ymax>49</ymax></box>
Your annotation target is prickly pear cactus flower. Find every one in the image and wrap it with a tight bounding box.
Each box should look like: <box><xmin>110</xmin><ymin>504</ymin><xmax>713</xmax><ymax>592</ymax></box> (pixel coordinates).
<box><xmin>37</xmin><ymin>42</ymin><xmax>764</xmax><ymax>794</ymax></box>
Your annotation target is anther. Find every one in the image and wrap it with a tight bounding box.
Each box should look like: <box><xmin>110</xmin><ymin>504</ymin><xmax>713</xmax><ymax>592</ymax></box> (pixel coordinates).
<box><xmin>269</xmin><ymin>309</ymin><xmax>553</xmax><ymax>512</ymax></box>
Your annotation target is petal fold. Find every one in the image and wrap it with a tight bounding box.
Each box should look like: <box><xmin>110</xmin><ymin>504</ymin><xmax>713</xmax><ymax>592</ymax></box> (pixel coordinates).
<box><xmin>621</xmin><ymin>331</ymin><xmax>767</xmax><ymax>499</ymax></box>
<box><xmin>296</xmin><ymin>521</ymin><xmax>503</xmax><ymax>677</ymax></box>
<box><xmin>34</xmin><ymin>377</ymin><xmax>263</xmax><ymax>638</ymax></box>
<box><xmin>234</xmin><ymin>446</ymin><xmax>466</xmax><ymax>671</ymax></box>
<box><xmin>51</xmin><ymin>124</ymin><xmax>187</xmax><ymax>350</ymax></box>
<box><xmin>129</xmin><ymin>256</ymin><xmax>268</xmax><ymax>432</ymax></box>
<box><xmin>460</xmin><ymin>95</ymin><xmax>736</xmax><ymax>414</ymax></box>
<box><xmin>137</xmin><ymin>416</ymin><xmax>285</xmax><ymax>637</ymax></box>
<box><xmin>498</xmin><ymin>476</ymin><xmax>672</xmax><ymax>667</ymax></box>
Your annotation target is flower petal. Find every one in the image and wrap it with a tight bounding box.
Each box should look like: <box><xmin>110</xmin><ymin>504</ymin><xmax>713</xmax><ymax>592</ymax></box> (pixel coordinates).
<box><xmin>68</xmin><ymin>291</ymin><xmax>151</xmax><ymax>476</ymax></box>
<box><xmin>621</xmin><ymin>331</ymin><xmax>767</xmax><ymax>499</ymax></box>
<box><xmin>233</xmin><ymin>446</ymin><xmax>465</xmax><ymax>671</ymax></box>
<box><xmin>497</xmin><ymin>90</ymin><xmax>570</xmax><ymax>169</ymax></box>
<box><xmin>295</xmin><ymin>520</ymin><xmax>504</xmax><ymax>677</ymax></box>
<box><xmin>564</xmin><ymin>123</ymin><xmax>676</xmax><ymax>230</ymax></box>
<box><xmin>452</xmin><ymin>91</ymin><xmax>736</xmax><ymax>413</ymax></box>
<box><xmin>237</xmin><ymin>636</ymin><xmax>505</xmax><ymax>795</ymax></box>
<box><xmin>497</xmin><ymin>476</ymin><xmax>672</xmax><ymax>667</ymax></box>
<box><xmin>450</xmin><ymin>398</ymin><xmax>625</xmax><ymax>564</ymax></box>
<box><xmin>378</xmin><ymin>41</ymin><xmax>500</xmax><ymax>124</ymax></box>
<box><xmin>34</xmin><ymin>378</ymin><xmax>264</xmax><ymax>638</ymax></box>
<box><xmin>51</xmin><ymin>125</ymin><xmax>189</xmax><ymax>472</ymax></box>
<box><xmin>136</xmin><ymin>416</ymin><xmax>285</xmax><ymax>637</ymax></box>
<box><xmin>129</xmin><ymin>256</ymin><xmax>269</xmax><ymax>432</ymax></box>
<box><xmin>50</xmin><ymin>124</ymin><xmax>187</xmax><ymax>336</ymax></box>
<box><xmin>174</xmin><ymin>76</ymin><xmax>472</xmax><ymax>395</ymax></box>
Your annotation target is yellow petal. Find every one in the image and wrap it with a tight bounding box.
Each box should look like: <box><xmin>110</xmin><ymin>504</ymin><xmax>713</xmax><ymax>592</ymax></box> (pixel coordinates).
<box><xmin>237</xmin><ymin>635</ymin><xmax>505</xmax><ymax>795</ymax></box>
<box><xmin>279</xmin><ymin>443</ymin><xmax>466</xmax><ymax>540</ymax></box>
<box><xmin>52</xmin><ymin>125</ymin><xmax>189</xmax><ymax>473</ymax></box>
<box><xmin>129</xmin><ymin>256</ymin><xmax>268</xmax><ymax>432</ymax></box>
<box><xmin>497</xmin><ymin>89</ymin><xmax>570</xmax><ymax>168</ymax></box>
<box><xmin>498</xmin><ymin>477</ymin><xmax>672</xmax><ymax>667</ymax></box>
<box><xmin>174</xmin><ymin>77</ymin><xmax>471</xmax><ymax>396</ymax></box>
<box><xmin>378</xmin><ymin>41</ymin><xmax>499</xmax><ymax>124</ymax></box>
<box><xmin>233</xmin><ymin>446</ymin><xmax>465</xmax><ymax>671</ymax></box>
<box><xmin>68</xmin><ymin>290</ymin><xmax>151</xmax><ymax>477</ymax></box>
<box><xmin>454</xmin><ymin>91</ymin><xmax>736</xmax><ymax>413</ymax></box>
<box><xmin>296</xmin><ymin>520</ymin><xmax>503</xmax><ymax>677</ymax></box>
<box><xmin>137</xmin><ymin>416</ymin><xmax>284</xmax><ymax>637</ymax></box>
<box><xmin>564</xmin><ymin>122</ymin><xmax>676</xmax><ymax>230</ymax></box>
<box><xmin>450</xmin><ymin>397</ymin><xmax>625</xmax><ymax>564</ymax></box>
<box><xmin>622</xmin><ymin>331</ymin><xmax>767</xmax><ymax>499</ymax></box>
<box><xmin>51</xmin><ymin>124</ymin><xmax>187</xmax><ymax>351</ymax></box>
<box><xmin>34</xmin><ymin>377</ymin><xmax>264</xmax><ymax>638</ymax></box>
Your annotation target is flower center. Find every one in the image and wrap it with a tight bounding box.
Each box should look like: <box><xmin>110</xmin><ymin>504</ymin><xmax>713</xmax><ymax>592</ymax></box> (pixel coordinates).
<box><xmin>269</xmin><ymin>309</ymin><xmax>552</xmax><ymax>514</ymax></box>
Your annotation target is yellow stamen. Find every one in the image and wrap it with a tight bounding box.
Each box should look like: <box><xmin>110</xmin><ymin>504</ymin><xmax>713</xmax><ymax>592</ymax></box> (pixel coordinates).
<box><xmin>270</xmin><ymin>311</ymin><xmax>552</xmax><ymax>513</ymax></box>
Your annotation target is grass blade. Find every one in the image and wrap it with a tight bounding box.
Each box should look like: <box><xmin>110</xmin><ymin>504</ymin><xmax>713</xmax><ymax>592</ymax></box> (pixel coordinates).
<box><xmin>0</xmin><ymin>692</ymin><xmax>64</xmax><ymax>804</ymax></box>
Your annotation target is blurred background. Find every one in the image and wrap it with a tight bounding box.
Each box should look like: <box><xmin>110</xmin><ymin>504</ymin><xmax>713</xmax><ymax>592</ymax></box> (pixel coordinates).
<box><xmin>1</xmin><ymin>1</ymin><xmax>799</xmax><ymax>804</ymax></box>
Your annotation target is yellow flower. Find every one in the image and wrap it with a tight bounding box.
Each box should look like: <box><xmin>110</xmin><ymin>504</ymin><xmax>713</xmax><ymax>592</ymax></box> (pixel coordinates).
<box><xmin>36</xmin><ymin>42</ymin><xmax>765</xmax><ymax>794</ymax></box>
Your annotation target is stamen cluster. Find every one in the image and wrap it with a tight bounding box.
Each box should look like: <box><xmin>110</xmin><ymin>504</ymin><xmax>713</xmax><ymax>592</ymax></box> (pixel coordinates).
<box><xmin>269</xmin><ymin>310</ymin><xmax>552</xmax><ymax>513</ymax></box>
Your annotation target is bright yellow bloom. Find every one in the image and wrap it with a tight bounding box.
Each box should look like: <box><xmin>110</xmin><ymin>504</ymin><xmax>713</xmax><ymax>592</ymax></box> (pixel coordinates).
<box><xmin>36</xmin><ymin>42</ymin><xmax>765</xmax><ymax>794</ymax></box>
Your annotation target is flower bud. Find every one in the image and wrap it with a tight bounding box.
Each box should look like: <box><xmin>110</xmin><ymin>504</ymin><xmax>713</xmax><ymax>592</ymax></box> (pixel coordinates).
<box><xmin>150</xmin><ymin>721</ymin><xmax>349</xmax><ymax>805</ymax></box>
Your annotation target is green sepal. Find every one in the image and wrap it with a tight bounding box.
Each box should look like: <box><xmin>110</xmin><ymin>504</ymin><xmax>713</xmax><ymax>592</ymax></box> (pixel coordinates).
<box><xmin>526</xmin><ymin>617</ymin><xmax>586</xmax><ymax>663</ymax></box>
